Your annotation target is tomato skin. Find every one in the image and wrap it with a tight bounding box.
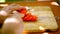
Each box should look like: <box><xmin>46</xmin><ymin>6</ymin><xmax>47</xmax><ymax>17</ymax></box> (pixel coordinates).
<box><xmin>23</xmin><ymin>13</ymin><xmax>32</xmax><ymax>21</ymax></box>
<box><xmin>17</xmin><ymin>8</ymin><xmax>27</xmax><ymax>14</ymax></box>
<box><xmin>23</xmin><ymin>13</ymin><xmax>37</xmax><ymax>21</ymax></box>
<box><xmin>31</xmin><ymin>16</ymin><xmax>37</xmax><ymax>21</ymax></box>
<box><xmin>20</xmin><ymin>10</ymin><xmax>27</xmax><ymax>14</ymax></box>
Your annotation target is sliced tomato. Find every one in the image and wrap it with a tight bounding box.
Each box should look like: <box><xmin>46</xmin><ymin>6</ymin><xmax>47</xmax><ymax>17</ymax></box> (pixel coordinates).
<box><xmin>17</xmin><ymin>8</ymin><xmax>27</xmax><ymax>14</ymax></box>
<box><xmin>23</xmin><ymin>13</ymin><xmax>37</xmax><ymax>21</ymax></box>
<box><xmin>31</xmin><ymin>16</ymin><xmax>37</xmax><ymax>21</ymax></box>
<box><xmin>26</xmin><ymin>16</ymin><xmax>32</xmax><ymax>21</ymax></box>
<box><xmin>17</xmin><ymin>8</ymin><xmax>37</xmax><ymax>21</ymax></box>
<box><xmin>20</xmin><ymin>10</ymin><xmax>27</xmax><ymax>14</ymax></box>
<box><xmin>24</xmin><ymin>13</ymin><xmax>31</xmax><ymax>21</ymax></box>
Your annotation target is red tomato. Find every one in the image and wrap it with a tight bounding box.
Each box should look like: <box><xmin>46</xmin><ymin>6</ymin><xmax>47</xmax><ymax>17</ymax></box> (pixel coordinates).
<box><xmin>17</xmin><ymin>8</ymin><xmax>27</xmax><ymax>14</ymax></box>
<box><xmin>20</xmin><ymin>10</ymin><xmax>27</xmax><ymax>14</ymax></box>
<box><xmin>23</xmin><ymin>13</ymin><xmax>32</xmax><ymax>21</ymax></box>
<box><xmin>17</xmin><ymin>8</ymin><xmax>37</xmax><ymax>21</ymax></box>
<box><xmin>25</xmin><ymin>16</ymin><xmax>32</xmax><ymax>21</ymax></box>
<box><xmin>31</xmin><ymin>16</ymin><xmax>37</xmax><ymax>21</ymax></box>
<box><xmin>23</xmin><ymin>13</ymin><xmax>37</xmax><ymax>21</ymax></box>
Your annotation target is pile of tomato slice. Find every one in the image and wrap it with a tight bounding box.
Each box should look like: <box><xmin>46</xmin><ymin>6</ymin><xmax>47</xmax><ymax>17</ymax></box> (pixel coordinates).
<box><xmin>17</xmin><ymin>8</ymin><xmax>37</xmax><ymax>21</ymax></box>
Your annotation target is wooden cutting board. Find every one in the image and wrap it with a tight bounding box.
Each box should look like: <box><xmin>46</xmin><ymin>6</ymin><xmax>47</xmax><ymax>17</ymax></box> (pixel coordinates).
<box><xmin>23</xmin><ymin>6</ymin><xmax>58</xmax><ymax>32</ymax></box>
<box><xmin>0</xmin><ymin>5</ymin><xmax>58</xmax><ymax>32</ymax></box>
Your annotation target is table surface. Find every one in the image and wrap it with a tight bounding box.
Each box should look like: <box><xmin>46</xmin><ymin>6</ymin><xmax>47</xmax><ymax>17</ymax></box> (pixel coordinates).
<box><xmin>0</xmin><ymin>1</ymin><xmax>60</xmax><ymax>34</ymax></box>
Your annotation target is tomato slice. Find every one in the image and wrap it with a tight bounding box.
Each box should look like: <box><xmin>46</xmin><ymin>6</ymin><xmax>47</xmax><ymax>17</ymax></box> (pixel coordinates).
<box><xmin>17</xmin><ymin>8</ymin><xmax>27</xmax><ymax>14</ymax></box>
<box><xmin>31</xmin><ymin>16</ymin><xmax>37</xmax><ymax>21</ymax></box>
<box><xmin>23</xmin><ymin>13</ymin><xmax>37</xmax><ymax>21</ymax></box>
<box><xmin>23</xmin><ymin>13</ymin><xmax>32</xmax><ymax>21</ymax></box>
<box><xmin>17</xmin><ymin>8</ymin><xmax>37</xmax><ymax>21</ymax></box>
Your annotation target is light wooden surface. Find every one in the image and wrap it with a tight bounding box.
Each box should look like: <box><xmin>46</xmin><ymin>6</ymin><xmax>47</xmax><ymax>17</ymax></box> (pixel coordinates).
<box><xmin>23</xmin><ymin>6</ymin><xmax>58</xmax><ymax>32</ymax></box>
